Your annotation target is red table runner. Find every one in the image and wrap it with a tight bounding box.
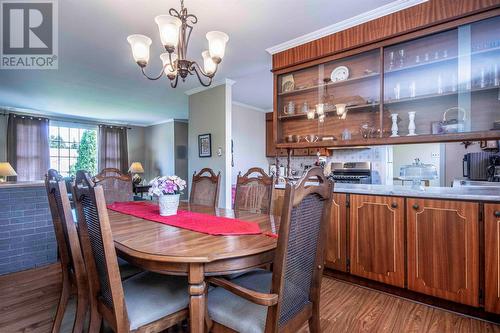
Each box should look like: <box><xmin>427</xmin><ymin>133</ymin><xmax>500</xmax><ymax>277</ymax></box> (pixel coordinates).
<box><xmin>107</xmin><ymin>201</ymin><xmax>262</xmax><ymax>236</ymax></box>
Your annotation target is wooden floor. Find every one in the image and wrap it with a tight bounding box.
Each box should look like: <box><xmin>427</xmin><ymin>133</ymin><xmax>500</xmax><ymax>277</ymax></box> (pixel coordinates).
<box><xmin>1</xmin><ymin>264</ymin><xmax>499</xmax><ymax>333</ymax></box>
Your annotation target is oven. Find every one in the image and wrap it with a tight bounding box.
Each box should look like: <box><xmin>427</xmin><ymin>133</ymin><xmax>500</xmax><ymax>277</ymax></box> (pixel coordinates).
<box><xmin>328</xmin><ymin>162</ymin><xmax>372</xmax><ymax>184</ymax></box>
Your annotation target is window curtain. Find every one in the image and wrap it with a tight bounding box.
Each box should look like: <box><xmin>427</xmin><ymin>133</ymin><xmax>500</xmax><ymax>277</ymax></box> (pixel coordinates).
<box><xmin>98</xmin><ymin>126</ymin><xmax>128</xmax><ymax>173</ymax></box>
<box><xmin>7</xmin><ymin>114</ymin><xmax>50</xmax><ymax>181</ymax></box>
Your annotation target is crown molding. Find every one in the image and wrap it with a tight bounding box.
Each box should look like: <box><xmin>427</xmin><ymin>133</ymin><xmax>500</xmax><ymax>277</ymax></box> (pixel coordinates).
<box><xmin>232</xmin><ymin>101</ymin><xmax>268</xmax><ymax>113</ymax></box>
<box><xmin>184</xmin><ymin>78</ymin><xmax>236</xmax><ymax>96</ymax></box>
<box><xmin>265</xmin><ymin>0</ymin><xmax>428</xmax><ymax>55</ymax></box>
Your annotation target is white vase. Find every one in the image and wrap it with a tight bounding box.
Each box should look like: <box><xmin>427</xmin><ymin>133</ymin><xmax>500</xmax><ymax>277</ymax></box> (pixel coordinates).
<box><xmin>158</xmin><ymin>194</ymin><xmax>180</xmax><ymax>216</ymax></box>
<box><xmin>407</xmin><ymin>111</ymin><xmax>417</xmax><ymax>136</ymax></box>
<box><xmin>390</xmin><ymin>113</ymin><xmax>399</xmax><ymax>137</ymax></box>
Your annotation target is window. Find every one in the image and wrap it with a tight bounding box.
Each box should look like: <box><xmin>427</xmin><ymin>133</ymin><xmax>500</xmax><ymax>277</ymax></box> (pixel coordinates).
<box><xmin>49</xmin><ymin>123</ymin><xmax>98</xmax><ymax>177</ymax></box>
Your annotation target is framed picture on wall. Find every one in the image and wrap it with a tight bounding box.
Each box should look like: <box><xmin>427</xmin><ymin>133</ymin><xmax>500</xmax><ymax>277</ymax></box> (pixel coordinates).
<box><xmin>198</xmin><ymin>134</ymin><xmax>212</xmax><ymax>158</ymax></box>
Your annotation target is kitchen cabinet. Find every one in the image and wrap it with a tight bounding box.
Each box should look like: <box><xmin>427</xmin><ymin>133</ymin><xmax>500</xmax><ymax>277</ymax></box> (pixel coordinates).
<box><xmin>349</xmin><ymin>194</ymin><xmax>405</xmax><ymax>287</ymax></box>
<box><xmin>485</xmin><ymin>204</ymin><xmax>500</xmax><ymax>314</ymax></box>
<box><xmin>266</xmin><ymin>112</ymin><xmax>277</xmax><ymax>157</ymax></box>
<box><xmin>407</xmin><ymin>198</ymin><xmax>479</xmax><ymax>306</ymax></box>
<box><xmin>325</xmin><ymin>193</ymin><xmax>348</xmax><ymax>272</ymax></box>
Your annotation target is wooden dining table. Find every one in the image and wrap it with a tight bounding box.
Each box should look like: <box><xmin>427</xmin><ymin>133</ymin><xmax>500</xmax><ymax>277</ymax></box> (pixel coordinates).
<box><xmin>107</xmin><ymin>201</ymin><xmax>280</xmax><ymax>333</ymax></box>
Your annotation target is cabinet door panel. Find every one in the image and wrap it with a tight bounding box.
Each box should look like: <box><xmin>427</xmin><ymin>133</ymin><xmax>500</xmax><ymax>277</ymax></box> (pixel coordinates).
<box><xmin>325</xmin><ymin>193</ymin><xmax>347</xmax><ymax>272</ymax></box>
<box><xmin>350</xmin><ymin>195</ymin><xmax>405</xmax><ymax>287</ymax></box>
<box><xmin>407</xmin><ymin>199</ymin><xmax>479</xmax><ymax>306</ymax></box>
<box><xmin>485</xmin><ymin>204</ymin><xmax>500</xmax><ymax>314</ymax></box>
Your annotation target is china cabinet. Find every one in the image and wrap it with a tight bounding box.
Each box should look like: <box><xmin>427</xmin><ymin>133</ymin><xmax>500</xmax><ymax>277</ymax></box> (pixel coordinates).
<box><xmin>273</xmin><ymin>15</ymin><xmax>500</xmax><ymax>150</ymax></box>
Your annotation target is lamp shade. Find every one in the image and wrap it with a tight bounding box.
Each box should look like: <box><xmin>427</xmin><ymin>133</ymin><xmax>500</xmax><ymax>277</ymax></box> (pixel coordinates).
<box><xmin>128</xmin><ymin>162</ymin><xmax>144</xmax><ymax>174</ymax></box>
<box><xmin>160</xmin><ymin>53</ymin><xmax>178</xmax><ymax>77</ymax></box>
<box><xmin>202</xmin><ymin>50</ymin><xmax>216</xmax><ymax>75</ymax></box>
<box><xmin>155</xmin><ymin>15</ymin><xmax>181</xmax><ymax>49</ymax></box>
<box><xmin>206</xmin><ymin>31</ymin><xmax>229</xmax><ymax>60</ymax></box>
<box><xmin>127</xmin><ymin>34</ymin><xmax>152</xmax><ymax>65</ymax></box>
<box><xmin>0</xmin><ymin>162</ymin><xmax>17</xmax><ymax>177</ymax></box>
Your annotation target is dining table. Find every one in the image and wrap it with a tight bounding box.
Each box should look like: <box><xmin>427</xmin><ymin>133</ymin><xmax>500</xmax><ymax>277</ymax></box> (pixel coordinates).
<box><xmin>107</xmin><ymin>201</ymin><xmax>280</xmax><ymax>333</ymax></box>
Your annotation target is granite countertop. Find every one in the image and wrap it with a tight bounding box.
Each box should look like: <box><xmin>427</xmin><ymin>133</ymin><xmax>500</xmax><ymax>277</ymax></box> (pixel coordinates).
<box><xmin>275</xmin><ymin>182</ymin><xmax>500</xmax><ymax>202</ymax></box>
<box><xmin>0</xmin><ymin>181</ymin><xmax>44</xmax><ymax>189</ymax></box>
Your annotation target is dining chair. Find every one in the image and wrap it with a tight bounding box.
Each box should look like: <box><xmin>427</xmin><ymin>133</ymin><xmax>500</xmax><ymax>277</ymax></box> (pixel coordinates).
<box><xmin>94</xmin><ymin>168</ymin><xmax>134</xmax><ymax>204</ymax></box>
<box><xmin>45</xmin><ymin>169</ymin><xmax>88</xmax><ymax>333</ymax></box>
<box><xmin>73</xmin><ymin>170</ymin><xmax>190</xmax><ymax>333</ymax></box>
<box><xmin>189</xmin><ymin>168</ymin><xmax>221</xmax><ymax>208</ymax></box>
<box><xmin>234</xmin><ymin>167</ymin><xmax>274</xmax><ymax>214</ymax></box>
<box><xmin>207</xmin><ymin>167</ymin><xmax>333</xmax><ymax>333</ymax></box>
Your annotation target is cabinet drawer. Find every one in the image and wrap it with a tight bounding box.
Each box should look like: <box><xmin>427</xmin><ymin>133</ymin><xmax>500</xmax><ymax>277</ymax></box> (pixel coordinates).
<box><xmin>308</xmin><ymin>148</ymin><xmax>328</xmax><ymax>156</ymax></box>
<box><xmin>293</xmin><ymin>148</ymin><xmax>309</xmax><ymax>156</ymax></box>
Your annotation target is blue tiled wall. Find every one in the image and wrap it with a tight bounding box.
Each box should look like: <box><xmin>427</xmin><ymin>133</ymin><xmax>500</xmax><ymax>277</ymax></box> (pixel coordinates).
<box><xmin>0</xmin><ymin>185</ymin><xmax>57</xmax><ymax>275</ymax></box>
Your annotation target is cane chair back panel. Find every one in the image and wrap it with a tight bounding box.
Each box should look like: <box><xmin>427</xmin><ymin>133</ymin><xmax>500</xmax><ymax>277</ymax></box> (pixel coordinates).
<box><xmin>74</xmin><ymin>171</ymin><xmax>126</xmax><ymax>321</ymax></box>
<box><xmin>189</xmin><ymin>168</ymin><xmax>220</xmax><ymax>208</ymax></box>
<box><xmin>94</xmin><ymin>168</ymin><xmax>133</xmax><ymax>204</ymax></box>
<box><xmin>234</xmin><ymin>168</ymin><xmax>274</xmax><ymax>214</ymax></box>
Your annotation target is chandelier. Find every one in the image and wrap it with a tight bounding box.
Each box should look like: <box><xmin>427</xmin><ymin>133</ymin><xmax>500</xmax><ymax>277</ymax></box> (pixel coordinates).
<box><xmin>127</xmin><ymin>0</ymin><xmax>229</xmax><ymax>88</ymax></box>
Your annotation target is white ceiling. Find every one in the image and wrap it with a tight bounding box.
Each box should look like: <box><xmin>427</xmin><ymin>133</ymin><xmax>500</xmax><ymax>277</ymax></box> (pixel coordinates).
<box><xmin>0</xmin><ymin>0</ymin><xmax>398</xmax><ymax>126</ymax></box>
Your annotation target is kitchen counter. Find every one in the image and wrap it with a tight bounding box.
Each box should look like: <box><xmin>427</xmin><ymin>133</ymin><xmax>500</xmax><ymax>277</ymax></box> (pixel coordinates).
<box><xmin>0</xmin><ymin>181</ymin><xmax>44</xmax><ymax>189</ymax></box>
<box><xmin>274</xmin><ymin>182</ymin><xmax>500</xmax><ymax>202</ymax></box>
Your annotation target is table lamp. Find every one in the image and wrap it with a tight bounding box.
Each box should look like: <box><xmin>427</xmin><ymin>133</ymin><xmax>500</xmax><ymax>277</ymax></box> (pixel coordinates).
<box><xmin>129</xmin><ymin>162</ymin><xmax>144</xmax><ymax>185</ymax></box>
<box><xmin>0</xmin><ymin>162</ymin><xmax>17</xmax><ymax>182</ymax></box>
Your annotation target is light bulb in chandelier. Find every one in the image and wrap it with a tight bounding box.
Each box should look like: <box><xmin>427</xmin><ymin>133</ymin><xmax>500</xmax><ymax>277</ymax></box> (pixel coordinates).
<box><xmin>202</xmin><ymin>51</ymin><xmax>216</xmax><ymax>75</ymax></box>
<box><xmin>127</xmin><ymin>34</ymin><xmax>152</xmax><ymax>67</ymax></box>
<box><xmin>160</xmin><ymin>53</ymin><xmax>178</xmax><ymax>79</ymax></box>
<box><xmin>155</xmin><ymin>15</ymin><xmax>182</xmax><ymax>52</ymax></box>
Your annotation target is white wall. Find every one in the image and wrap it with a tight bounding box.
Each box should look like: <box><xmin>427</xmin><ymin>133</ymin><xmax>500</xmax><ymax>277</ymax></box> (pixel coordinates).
<box><xmin>144</xmin><ymin>121</ymin><xmax>175</xmax><ymax>181</ymax></box>
<box><xmin>127</xmin><ymin>125</ymin><xmax>145</xmax><ymax>172</ymax></box>
<box><xmin>231</xmin><ymin>103</ymin><xmax>268</xmax><ymax>184</ymax></box>
<box><xmin>188</xmin><ymin>82</ymin><xmax>233</xmax><ymax>208</ymax></box>
<box><xmin>393</xmin><ymin>143</ymin><xmax>442</xmax><ymax>187</ymax></box>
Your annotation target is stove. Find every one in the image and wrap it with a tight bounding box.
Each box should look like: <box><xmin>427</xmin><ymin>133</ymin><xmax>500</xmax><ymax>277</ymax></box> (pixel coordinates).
<box><xmin>329</xmin><ymin>162</ymin><xmax>372</xmax><ymax>184</ymax></box>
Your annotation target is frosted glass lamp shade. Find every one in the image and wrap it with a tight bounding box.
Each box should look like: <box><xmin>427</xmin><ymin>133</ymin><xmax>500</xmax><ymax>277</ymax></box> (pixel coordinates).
<box><xmin>0</xmin><ymin>162</ymin><xmax>17</xmax><ymax>182</ymax></box>
<box><xmin>202</xmin><ymin>51</ymin><xmax>216</xmax><ymax>75</ymax></box>
<box><xmin>160</xmin><ymin>53</ymin><xmax>178</xmax><ymax>78</ymax></box>
<box><xmin>128</xmin><ymin>162</ymin><xmax>144</xmax><ymax>174</ymax></box>
<box><xmin>155</xmin><ymin>15</ymin><xmax>181</xmax><ymax>49</ymax></box>
<box><xmin>206</xmin><ymin>31</ymin><xmax>229</xmax><ymax>61</ymax></box>
<box><xmin>127</xmin><ymin>34</ymin><xmax>152</xmax><ymax>66</ymax></box>
<box><xmin>315</xmin><ymin>103</ymin><xmax>325</xmax><ymax>116</ymax></box>
<box><xmin>335</xmin><ymin>103</ymin><xmax>347</xmax><ymax>119</ymax></box>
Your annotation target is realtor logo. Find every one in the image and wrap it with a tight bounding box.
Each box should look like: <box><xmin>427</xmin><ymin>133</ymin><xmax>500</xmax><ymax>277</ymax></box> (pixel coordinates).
<box><xmin>1</xmin><ymin>0</ymin><xmax>58</xmax><ymax>69</ymax></box>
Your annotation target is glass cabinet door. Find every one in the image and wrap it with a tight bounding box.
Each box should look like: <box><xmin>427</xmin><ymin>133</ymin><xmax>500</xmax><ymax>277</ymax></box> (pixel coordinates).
<box><xmin>383</xmin><ymin>16</ymin><xmax>500</xmax><ymax>138</ymax></box>
<box><xmin>277</xmin><ymin>49</ymin><xmax>380</xmax><ymax>144</ymax></box>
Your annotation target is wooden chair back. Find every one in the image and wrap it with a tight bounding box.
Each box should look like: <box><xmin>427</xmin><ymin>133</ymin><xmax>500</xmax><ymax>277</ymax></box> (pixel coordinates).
<box><xmin>45</xmin><ymin>169</ymin><xmax>88</xmax><ymax>332</ymax></box>
<box><xmin>234</xmin><ymin>167</ymin><xmax>274</xmax><ymax>214</ymax></box>
<box><xmin>73</xmin><ymin>170</ymin><xmax>130</xmax><ymax>332</ymax></box>
<box><xmin>266</xmin><ymin>167</ymin><xmax>333</xmax><ymax>332</ymax></box>
<box><xmin>94</xmin><ymin>168</ymin><xmax>133</xmax><ymax>204</ymax></box>
<box><xmin>189</xmin><ymin>168</ymin><xmax>221</xmax><ymax>208</ymax></box>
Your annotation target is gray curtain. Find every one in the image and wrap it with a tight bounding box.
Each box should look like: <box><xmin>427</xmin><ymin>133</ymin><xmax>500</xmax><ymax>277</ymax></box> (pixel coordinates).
<box><xmin>98</xmin><ymin>126</ymin><xmax>128</xmax><ymax>173</ymax></box>
<box><xmin>7</xmin><ymin>114</ymin><xmax>50</xmax><ymax>181</ymax></box>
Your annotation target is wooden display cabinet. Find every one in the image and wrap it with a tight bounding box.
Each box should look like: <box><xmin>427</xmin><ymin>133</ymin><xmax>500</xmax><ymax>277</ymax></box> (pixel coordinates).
<box><xmin>406</xmin><ymin>198</ymin><xmax>479</xmax><ymax>307</ymax></box>
<box><xmin>274</xmin><ymin>15</ymin><xmax>500</xmax><ymax>150</ymax></box>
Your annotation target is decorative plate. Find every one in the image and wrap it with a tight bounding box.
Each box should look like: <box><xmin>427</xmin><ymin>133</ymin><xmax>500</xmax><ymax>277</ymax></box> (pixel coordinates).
<box><xmin>281</xmin><ymin>74</ymin><xmax>295</xmax><ymax>93</ymax></box>
<box><xmin>331</xmin><ymin>66</ymin><xmax>349</xmax><ymax>82</ymax></box>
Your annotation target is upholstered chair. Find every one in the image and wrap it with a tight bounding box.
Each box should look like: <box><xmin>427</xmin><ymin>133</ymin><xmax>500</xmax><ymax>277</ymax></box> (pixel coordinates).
<box><xmin>189</xmin><ymin>168</ymin><xmax>221</xmax><ymax>208</ymax></box>
<box><xmin>73</xmin><ymin>171</ymin><xmax>189</xmax><ymax>333</ymax></box>
<box><xmin>207</xmin><ymin>167</ymin><xmax>333</xmax><ymax>333</ymax></box>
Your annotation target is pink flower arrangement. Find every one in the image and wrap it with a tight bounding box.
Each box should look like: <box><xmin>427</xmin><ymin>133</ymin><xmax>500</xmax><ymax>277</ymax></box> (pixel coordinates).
<box><xmin>148</xmin><ymin>175</ymin><xmax>186</xmax><ymax>196</ymax></box>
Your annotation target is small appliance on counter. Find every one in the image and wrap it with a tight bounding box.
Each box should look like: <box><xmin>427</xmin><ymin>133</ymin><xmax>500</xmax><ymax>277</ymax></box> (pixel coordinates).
<box><xmin>488</xmin><ymin>155</ymin><xmax>500</xmax><ymax>182</ymax></box>
<box><xmin>399</xmin><ymin>158</ymin><xmax>438</xmax><ymax>190</ymax></box>
<box><xmin>328</xmin><ymin>162</ymin><xmax>372</xmax><ymax>184</ymax></box>
<box><xmin>463</xmin><ymin>152</ymin><xmax>496</xmax><ymax>181</ymax></box>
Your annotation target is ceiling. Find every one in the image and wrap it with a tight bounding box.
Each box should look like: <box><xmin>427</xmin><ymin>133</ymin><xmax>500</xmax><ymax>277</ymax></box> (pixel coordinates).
<box><xmin>0</xmin><ymin>0</ymin><xmax>397</xmax><ymax>126</ymax></box>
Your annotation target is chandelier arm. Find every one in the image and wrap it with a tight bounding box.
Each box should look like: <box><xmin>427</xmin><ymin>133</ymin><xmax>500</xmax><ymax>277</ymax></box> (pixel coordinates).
<box><xmin>140</xmin><ymin>64</ymin><xmax>169</xmax><ymax>81</ymax></box>
<box><xmin>192</xmin><ymin>65</ymin><xmax>213</xmax><ymax>87</ymax></box>
<box><xmin>170</xmin><ymin>74</ymin><xmax>179</xmax><ymax>88</ymax></box>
